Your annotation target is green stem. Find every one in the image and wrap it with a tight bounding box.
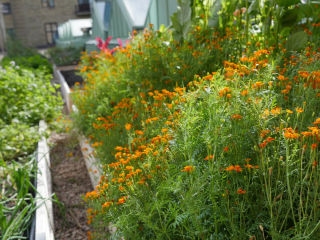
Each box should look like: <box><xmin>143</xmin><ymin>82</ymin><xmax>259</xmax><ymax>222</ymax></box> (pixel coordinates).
<box><xmin>285</xmin><ymin>141</ymin><xmax>297</xmax><ymax>228</ymax></box>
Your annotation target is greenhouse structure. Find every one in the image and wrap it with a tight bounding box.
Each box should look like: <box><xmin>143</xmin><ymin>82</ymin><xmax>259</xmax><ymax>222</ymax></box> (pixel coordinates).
<box><xmin>86</xmin><ymin>0</ymin><xmax>177</xmax><ymax>51</ymax></box>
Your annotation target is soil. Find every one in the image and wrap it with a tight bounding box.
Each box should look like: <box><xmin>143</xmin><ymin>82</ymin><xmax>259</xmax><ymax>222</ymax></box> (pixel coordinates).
<box><xmin>50</xmin><ymin>132</ymin><xmax>92</xmax><ymax>240</ymax></box>
<box><xmin>61</xmin><ymin>70</ymin><xmax>83</xmax><ymax>88</ymax></box>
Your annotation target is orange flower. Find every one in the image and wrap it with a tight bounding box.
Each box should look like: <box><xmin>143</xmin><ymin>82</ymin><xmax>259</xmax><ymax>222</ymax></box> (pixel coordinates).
<box><xmin>311</xmin><ymin>143</ymin><xmax>318</xmax><ymax>150</ymax></box>
<box><xmin>259</xmin><ymin>141</ymin><xmax>267</xmax><ymax>149</ymax></box>
<box><xmin>218</xmin><ymin>87</ymin><xmax>231</xmax><ymax>97</ymax></box>
<box><xmin>161</xmin><ymin>128</ymin><xmax>168</xmax><ymax>133</ymax></box>
<box><xmin>260</xmin><ymin>129</ymin><xmax>271</xmax><ymax>138</ymax></box>
<box><xmin>223</xmin><ymin>146</ymin><xmax>229</xmax><ymax>152</ymax></box>
<box><xmin>237</xmin><ymin>188</ymin><xmax>246</xmax><ymax>194</ymax></box>
<box><xmin>252</xmin><ymin>82</ymin><xmax>265</xmax><ymax>89</ymax></box>
<box><xmin>116</xmin><ymin>196</ymin><xmax>127</xmax><ymax>205</ymax></box>
<box><xmin>102</xmin><ymin>201</ymin><xmax>113</xmax><ymax>208</ymax></box>
<box><xmin>204</xmin><ymin>155</ymin><xmax>214</xmax><ymax>160</ymax></box>
<box><xmin>181</xmin><ymin>166</ymin><xmax>195</xmax><ymax>172</ymax></box>
<box><xmin>231</xmin><ymin>114</ymin><xmax>243</xmax><ymax>120</ymax></box>
<box><xmin>296</xmin><ymin>107</ymin><xmax>304</xmax><ymax>113</ymax></box>
<box><xmin>224</xmin><ymin>165</ymin><xmax>235</xmax><ymax>171</ymax></box>
<box><xmin>244</xmin><ymin>164</ymin><xmax>254</xmax><ymax>169</ymax></box>
<box><xmin>265</xmin><ymin>137</ymin><xmax>275</xmax><ymax>142</ymax></box>
<box><xmin>125</xmin><ymin>123</ymin><xmax>132</xmax><ymax>130</ymax></box>
<box><xmin>313</xmin><ymin>118</ymin><xmax>320</xmax><ymax>125</ymax></box>
<box><xmin>286</xmin><ymin>109</ymin><xmax>293</xmax><ymax>114</ymax></box>
<box><xmin>271</xmin><ymin>107</ymin><xmax>282</xmax><ymax>115</ymax></box>
<box><xmin>234</xmin><ymin>165</ymin><xmax>243</xmax><ymax>172</ymax></box>
<box><xmin>241</xmin><ymin>90</ymin><xmax>248</xmax><ymax>96</ymax></box>
<box><xmin>283</xmin><ymin>128</ymin><xmax>300</xmax><ymax>139</ymax></box>
<box><xmin>135</xmin><ymin>130</ymin><xmax>144</xmax><ymax>135</ymax></box>
<box><xmin>301</xmin><ymin>131</ymin><xmax>312</xmax><ymax>137</ymax></box>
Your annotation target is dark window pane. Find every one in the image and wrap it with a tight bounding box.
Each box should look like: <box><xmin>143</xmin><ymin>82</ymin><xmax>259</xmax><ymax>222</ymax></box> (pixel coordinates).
<box><xmin>2</xmin><ymin>3</ymin><xmax>11</xmax><ymax>14</ymax></box>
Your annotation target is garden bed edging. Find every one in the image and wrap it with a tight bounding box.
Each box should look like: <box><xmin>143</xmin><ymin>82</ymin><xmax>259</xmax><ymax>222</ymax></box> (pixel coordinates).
<box><xmin>35</xmin><ymin>120</ymin><xmax>54</xmax><ymax>240</ymax></box>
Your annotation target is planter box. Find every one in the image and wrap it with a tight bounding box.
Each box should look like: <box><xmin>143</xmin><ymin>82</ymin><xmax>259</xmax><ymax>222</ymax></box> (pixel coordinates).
<box><xmin>35</xmin><ymin>120</ymin><xmax>55</xmax><ymax>240</ymax></box>
<box><xmin>54</xmin><ymin>65</ymin><xmax>73</xmax><ymax>113</ymax></box>
<box><xmin>55</xmin><ymin>66</ymin><xmax>102</xmax><ymax>188</ymax></box>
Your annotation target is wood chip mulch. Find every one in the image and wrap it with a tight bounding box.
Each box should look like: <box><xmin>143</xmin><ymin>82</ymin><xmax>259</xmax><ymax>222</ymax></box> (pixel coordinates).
<box><xmin>50</xmin><ymin>133</ymin><xmax>93</xmax><ymax>240</ymax></box>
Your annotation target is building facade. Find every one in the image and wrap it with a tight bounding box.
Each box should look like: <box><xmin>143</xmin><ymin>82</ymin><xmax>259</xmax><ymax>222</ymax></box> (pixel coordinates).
<box><xmin>0</xmin><ymin>0</ymin><xmax>90</xmax><ymax>48</ymax></box>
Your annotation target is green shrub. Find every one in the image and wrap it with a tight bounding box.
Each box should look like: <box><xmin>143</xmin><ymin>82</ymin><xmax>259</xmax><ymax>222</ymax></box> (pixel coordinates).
<box><xmin>0</xmin><ymin>63</ymin><xmax>62</xmax><ymax>239</ymax></box>
<box><xmin>48</xmin><ymin>46</ymin><xmax>82</xmax><ymax>66</ymax></box>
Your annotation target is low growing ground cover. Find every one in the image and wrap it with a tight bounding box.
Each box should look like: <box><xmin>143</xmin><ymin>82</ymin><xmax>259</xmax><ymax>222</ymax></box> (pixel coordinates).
<box><xmin>72</xmin><ymin>1</ymin><xmax>320</xmax><ymax>239</ymax></box>
<box><xmin>0</xmin><ymin>62</ymin><xmax>62</xmax><ymax>239</ymax></box>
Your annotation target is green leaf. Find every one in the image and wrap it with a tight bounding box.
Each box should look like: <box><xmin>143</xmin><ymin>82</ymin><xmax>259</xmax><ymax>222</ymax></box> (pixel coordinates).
<box><xmin>279</xmin><ymin>8</ymin><xmax>299</xmax><ymax>27</ymax></box>
<box><xmin>248</xmin><ymin>0</ymin><xmax>260</xmax><ymax>15</ymax></box>
<box><xmin>275</xmin><ymin>0</ymin><xmax>300</xmax><ymax>8</ymax></box>
<box><xmin>170</xmin><ymin>0</ymin><xmax>192</xmax><ymax>42</ymax></box>
<box><xmin>285</xmin><ymin>31</ymin><xmax>308</xmax><ymax>51</ymax></box>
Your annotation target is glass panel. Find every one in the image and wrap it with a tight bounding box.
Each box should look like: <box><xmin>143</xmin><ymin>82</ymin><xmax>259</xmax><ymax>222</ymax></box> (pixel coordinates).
<box><xmin>47</xmin><ymin>32</ymin><xmax>53</xmax><ymax>44</ymax></box>
<box><xmin>121</xmin><ymin>0</ymin><xmax>150</xmax><ymax>27</ymax></box>
<box><xmin>2</xmin><ymin>3</ymin><xmax>11</xmax><ymax>14</ymax></box>
<box><xmin>104</xmin><ymin>1</ymin><xmax>111</xmax><ymax>30</ymax></box>
<box><xmin>49</xmin><ymin>0</ymin><xmax>55</xmax><ymax>8</ymax></box>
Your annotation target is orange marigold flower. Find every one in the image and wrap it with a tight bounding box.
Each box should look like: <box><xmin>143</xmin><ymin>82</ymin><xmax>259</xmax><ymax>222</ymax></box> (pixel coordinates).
<box><xmin>252</xmin><ymin>81</ymin><xmax>265</xmax><ymax>89</ymax></box>
<box><xmin>260</xmin><ymin>129</ymin><xmax>271</xmax><ymax>138</ymax></box>
<box><xmin>218</xmin><ymin>87</ymin><xmax>231</xmax><ymax>97</ymax></box>
<box><xmin>135</xmin><ymin>130</ymin><xmax>144</xmax><ymax>135</ymax></box>
<box><xmin>161</xmin><ymin>128</ymin><xmax>168</xmax><ymax>133</ymax></box>
<box><xmin>181</xmin><ymin>166</ymin><xmax>195</xmax><ymax>172</ymax></box>
<box><xmin>125</xmin><ymin>123</ymin><xmax>132</xmax><ymax>130</ymax></box>
<box><xmin>259</xmin><ymin>141</ymin><xmax>267</xmax><ymax>149</ymax></box>
<box><xmin>283</xmin><ymin>128</ymin><xmax>300</xmax><ymax>139</ymax></box>
<box><xmin>116</xmin><ymin>196</ymin><xmax>127</xmax><ymax>205</ymax></box>
<box><xmin>296</xmin><ymin>107</ymin><xmax>304</xmax><ymax>113</ymax></box>
<box><xmin>115</xmin><ymin>146</ymin><xmax>123</xmax><ymax>151</ymax></box>
<box><xmin>237</xmin><ymin>188</ymin><xmax>246</xmax><ymax>194</ymax></box>
<box><xmin>234</xmin><ymin>165</ymin><xmax>243</xmax><ymax>172</ymax></box>
<box><xmin>265</xmin><ymin>137</ymin><xmax>275</xmax><ymax>142</ymax></box>
<box><xmin>286</xmin><ymin>109</ymin><xmax>293</xmax><ymax>114</ymax></box>
<box><xmin>241</xmin><ymin>90</ymin><xmax>248</xmax><ymax>96</ymax></box>
<box><xmin>204</xmin><ymin>155</ymin><xmax>214</xmax><ymax>160</ymax></box>
<box><xmin>244</xmin><ymin>164</ymin><xmax>254</xmax><ymax>169</ymax></box>
<box><xmin>313</xmin><ymin>118</ymin><xmax>320</xmax><ymax>125</ymax></box>
<box><xmin>102</xmin><ymin>201</ymin><xmax>113</xmax><ymax>208</ymax></box>
<box><xmin>311</xmin><ymin>143</ymin><xmax>318</xmax><ymax>150</ymax></box>
<box><xmin>231</xmin><ymin>114</ymin><xmax>243</xmax><ymax>120</ymax></box>
<box><xmin>301</xmin><ymin>131</ymin><xmax>312</xmax><ymax>137</ymax></box>
<box><xmin>271</xmin><ymin>107</ymin><xmax>282</xmax><ymax>115</ymax></box>
<box><xmin>224</xmin><ymin>165</ymin><xmax>235</xmax><ymax>171</ymax></box>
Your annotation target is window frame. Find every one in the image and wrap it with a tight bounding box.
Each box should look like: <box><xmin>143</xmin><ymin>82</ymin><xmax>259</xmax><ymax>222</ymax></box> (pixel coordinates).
<box><xmin>44</xmin><ymin>22</ymin><xmax>58</xmax><ymax>45</ymax></box>
<box><xmin>2</xmin><ymin>3</ymin><xmax>12</xmax><ymax>15</ymax></box>
<box><xmin>41</xmin><ymin>0</ymin><xmax>55</xmax><ymax>8</ymax></box>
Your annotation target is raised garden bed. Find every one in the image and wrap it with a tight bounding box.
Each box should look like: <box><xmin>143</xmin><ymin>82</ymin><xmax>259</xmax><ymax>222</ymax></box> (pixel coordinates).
<box><xmin>54</xmin><ymin>65</ymin><xmax>102</xmax><ymax>186</ymax></box>
<box><xmin>35</xmin><ymin>120</ymin><xmax>54</xmax><ymax>240</ymax></box>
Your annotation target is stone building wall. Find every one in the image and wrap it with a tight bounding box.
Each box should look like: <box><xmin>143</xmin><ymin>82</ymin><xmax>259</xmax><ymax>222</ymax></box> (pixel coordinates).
<box><xmin>0</xmin><ymin>0</ymin><xmax>87</xmax><ymax>47</ymax></box>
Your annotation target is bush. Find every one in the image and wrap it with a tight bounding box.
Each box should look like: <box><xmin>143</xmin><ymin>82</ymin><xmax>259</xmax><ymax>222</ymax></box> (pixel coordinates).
<box><xmin>48</xmin><ymin>46</ymin><xmax>82</xmax><ymax>66</ymax></box>
<box><xmin>0</xmin><ymin>64</ymin><xmax>62</xmax><ymax>239</ymax></box>
<box><xmin>72</xmin><ymin>5</ymin><xmax>320</xmax><ymax>239</ymax></box>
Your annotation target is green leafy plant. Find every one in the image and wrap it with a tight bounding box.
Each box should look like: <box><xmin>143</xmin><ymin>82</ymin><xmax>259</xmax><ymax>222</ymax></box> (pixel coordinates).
<box><xmin>48</xmin><ymin>46</ymin><xmax>82</xmax><ymax>66</ymax></box>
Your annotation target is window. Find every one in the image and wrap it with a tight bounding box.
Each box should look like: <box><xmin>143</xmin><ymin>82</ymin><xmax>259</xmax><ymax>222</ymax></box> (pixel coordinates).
<box><xmin>2</xmin><ymin>3</ymin><xmax>11</xmax><ymax>14</ymax></box>
<box><xmin>41</xmin><ymin>0</ymin><xmax>55</xmax><ymax>8</ymax></box>
<box><xmin>44</xmin><ymin>22</ymin><xmax>58</xmax><ymax>45</ymax></box>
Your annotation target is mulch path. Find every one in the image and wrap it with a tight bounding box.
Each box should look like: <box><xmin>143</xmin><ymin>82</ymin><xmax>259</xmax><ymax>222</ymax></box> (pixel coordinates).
<box><xmin>50</xmin><ymin>132</ymin><xmax>92</xmax><ymax>240</ymax></box>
